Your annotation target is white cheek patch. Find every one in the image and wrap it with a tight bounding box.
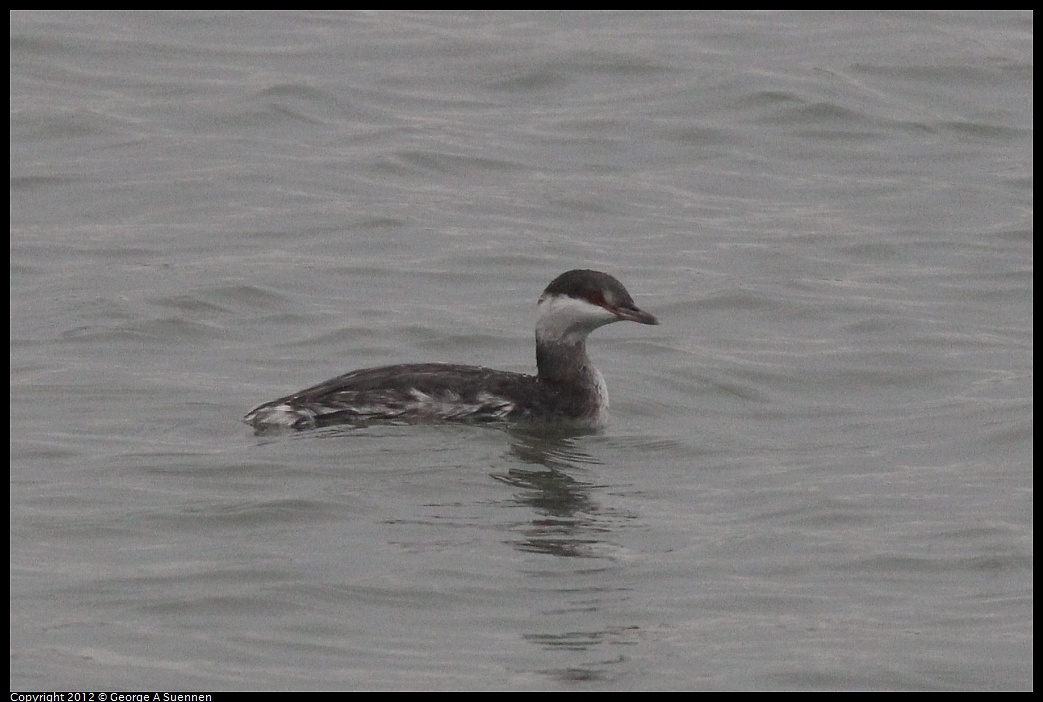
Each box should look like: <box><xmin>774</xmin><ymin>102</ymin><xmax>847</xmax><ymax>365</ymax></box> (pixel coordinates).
<box><xmin>535</xmin><ymin>294</ymin><xmax>619</xmax><ymax>344</ymax></box>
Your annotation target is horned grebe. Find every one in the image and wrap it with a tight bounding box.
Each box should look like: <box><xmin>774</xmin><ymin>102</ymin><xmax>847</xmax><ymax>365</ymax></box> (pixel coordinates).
<box><xmin>243</xmin><ymin>269</ymin><xmax>658</xmax><ymax>431</ymax></box>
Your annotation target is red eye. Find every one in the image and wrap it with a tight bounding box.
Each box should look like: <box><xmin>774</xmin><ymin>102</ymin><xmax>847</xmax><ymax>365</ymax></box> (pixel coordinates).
<box><xmin>586</xmin><ymin>291</ymin><xmax>607</xmax><ymax>307</ymax></box>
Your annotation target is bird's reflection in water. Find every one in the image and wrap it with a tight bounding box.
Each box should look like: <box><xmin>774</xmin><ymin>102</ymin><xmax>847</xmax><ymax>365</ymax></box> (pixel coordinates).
<box><xmin>494</xmin><ymin>425</ymin><xmax>629</xmax><ymax>560</ymax></box>
<box><xmin>496</xmin><ymin>425</ymin><xmax>643</xmax><ymax>671</ymax></box>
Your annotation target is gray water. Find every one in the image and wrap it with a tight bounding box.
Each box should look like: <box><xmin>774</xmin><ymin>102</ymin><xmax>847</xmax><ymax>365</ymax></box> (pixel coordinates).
<box><xmin>10</xmin><ymin>10</ymin><xmax>1032</xmax><ymax>690</ymax></box>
